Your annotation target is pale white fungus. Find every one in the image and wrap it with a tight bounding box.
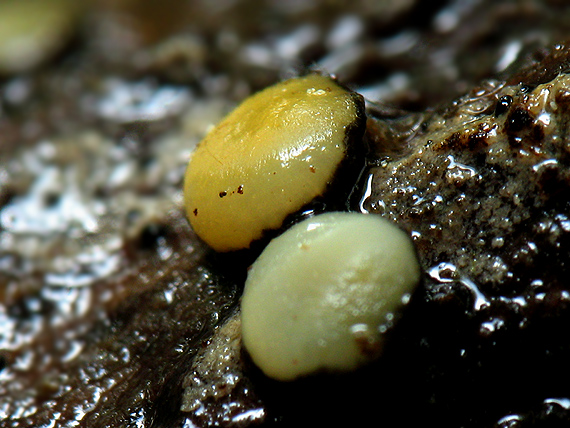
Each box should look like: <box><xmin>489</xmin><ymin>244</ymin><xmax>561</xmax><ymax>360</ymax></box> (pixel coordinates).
<box><xmin>240</xmin><ymin>212</ymin><xmax>421</xmax><ymax>381</ymax></box>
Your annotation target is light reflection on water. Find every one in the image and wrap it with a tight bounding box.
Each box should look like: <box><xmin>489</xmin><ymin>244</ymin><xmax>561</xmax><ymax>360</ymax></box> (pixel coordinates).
<box><xmin>427</xmin><ymin>262</ymin><xmax>491</xmax><ymax>311</ymax></box>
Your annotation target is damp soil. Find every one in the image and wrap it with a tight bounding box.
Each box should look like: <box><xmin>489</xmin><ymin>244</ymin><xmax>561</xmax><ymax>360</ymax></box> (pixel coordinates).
<box><xmin>2</xmin><ymin>1</ymin><xmax>570</xmax><ymax>427</ymax></box>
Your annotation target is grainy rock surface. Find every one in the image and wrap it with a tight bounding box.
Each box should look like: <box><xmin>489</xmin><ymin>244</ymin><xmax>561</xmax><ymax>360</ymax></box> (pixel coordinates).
<box><xmin>2</xmin><ymin>1</ymin><xmax>570</xmax><ymax>427</ymax></box>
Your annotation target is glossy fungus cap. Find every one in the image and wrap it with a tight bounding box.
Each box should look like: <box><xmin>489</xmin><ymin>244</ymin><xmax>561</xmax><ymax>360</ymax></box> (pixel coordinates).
<box><xmin>241</xmin><ymin>212</ymin><xmax>421</xmax><ymax>381</ymax></box>
<box><xmin>184</xmin><ymin>74</ymin><xmax>364</xmax><ymax>252</ymax></box>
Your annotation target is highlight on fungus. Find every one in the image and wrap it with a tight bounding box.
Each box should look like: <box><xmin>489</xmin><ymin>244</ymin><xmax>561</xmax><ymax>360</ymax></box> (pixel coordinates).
<box><xmin>183</xmin><ymin>74</ymin><xmax>365</xmax><ymax>252</ymax></box>
<box><xmin>240</xmin><ymin>212</ymin><xmax>421</xmax><ymax>381</ymax></box>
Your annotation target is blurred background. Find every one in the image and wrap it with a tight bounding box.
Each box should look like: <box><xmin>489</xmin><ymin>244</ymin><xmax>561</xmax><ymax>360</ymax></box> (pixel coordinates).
<box><xmin>1</xmin><ymin>1</ymin><xmax>570</xmax><ymax>427</ymax></box>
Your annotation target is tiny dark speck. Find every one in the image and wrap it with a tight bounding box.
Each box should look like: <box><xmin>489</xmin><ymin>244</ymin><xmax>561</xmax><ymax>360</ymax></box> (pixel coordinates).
<box><xmin>219</xmin><ymin>191</ymin><xmax>227</xmax><ymax>198</ymax></box>
<box><xmin>44</xmin><ymin>192</ymin><xmax>60</xmax><ymax>207</ymax></box>
<box><xmin>505</xmin><ymin>107</ymin><xmax>532</xmax><ymax>134</ymax></box>
<box><xmin>139</xmin><ymin>223</ymin><xmax>168</xmax><ymax>250</ymax></box>
<box><xmin>193</xmin><ymin>208</ymin><xmax>198</xmax><ymax>216</ymax></box>
<box><xmin>237</xmin><ymin>185</ymin><xmax>244</xmax><ymax>194</ymax></box>
<box><xmin>494</xmin><ymin>95</ymin><xmax>513</xmax><ymax>116</ymax></box>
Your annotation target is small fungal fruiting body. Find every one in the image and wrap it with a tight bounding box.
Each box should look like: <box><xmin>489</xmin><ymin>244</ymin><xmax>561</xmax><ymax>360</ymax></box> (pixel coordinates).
<box><xmin>0</xmin><ymin>0</ymin><xmax>79</xmax><ymax>75</ymax></box>
<box><xmin>240</xmin><ymin>212</ymin><xmax>421</xmax><ymax>381</ymax></box>
<box><xmin>184</xmin><ymin>74</ymin><xmax>365</xmax><ymax>252</ymax></box>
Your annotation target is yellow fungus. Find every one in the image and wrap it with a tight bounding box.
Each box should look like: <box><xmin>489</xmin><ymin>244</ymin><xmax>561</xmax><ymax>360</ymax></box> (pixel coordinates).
<box><xmin>0</xmin><ymin>0</ymin><xmax>80</xmax><ymax>74</ymax></box>
<box><xmin>183</xmin><ymin>74</ymin><xmax>364</xmax><ymax>252</ymax></box>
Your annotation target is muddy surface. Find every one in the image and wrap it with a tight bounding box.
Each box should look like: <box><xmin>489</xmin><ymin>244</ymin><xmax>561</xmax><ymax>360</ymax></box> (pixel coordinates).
<box><xmin>2</xmin><ymin>1</ymin><xmax>570</xmax><ymax>427</ymax></box>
